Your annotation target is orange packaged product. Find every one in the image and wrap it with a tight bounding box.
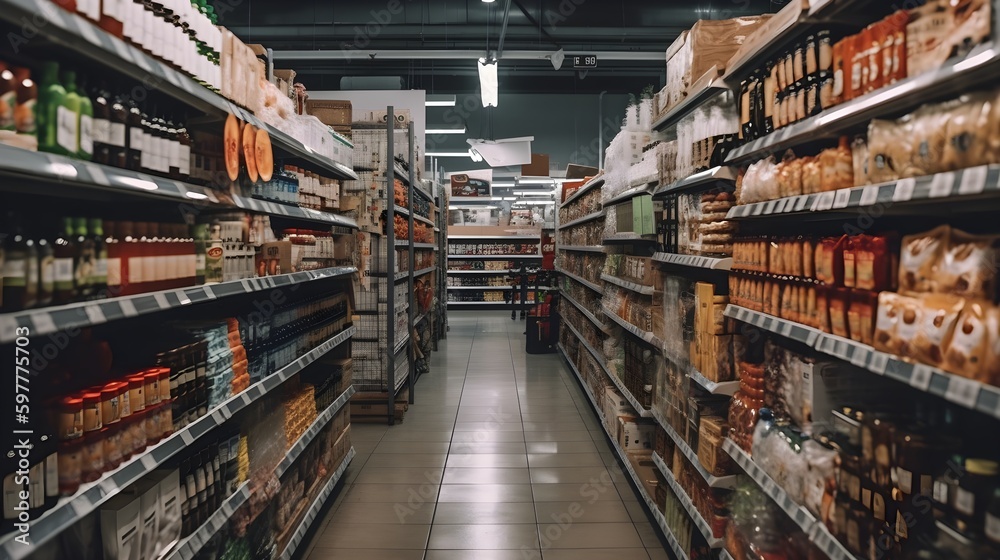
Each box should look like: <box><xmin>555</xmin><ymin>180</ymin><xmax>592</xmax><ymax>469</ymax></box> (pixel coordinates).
<box><xmin>856</xmin><ymin>234</ymin><xmax>896</xmax><ymax>292</ymax></box>
<box><xmin>816</xmin><ymin>236</ymin><xmax>847</xmax><ymax>286</ymax></box>
<box><xmin>865</xmin><ymin>22</ymin><xmax>886</xmax><ymax>94</ymax></box>
<box><xmin>944</xmin><ymin>301</ymin><xmax>990</xmax><ymax>381</ymax></box>
<box><xmin>848</xmin><ymin>33</ymin><xmax>866</xmax><ymax>101</ymax></box>
<box><xmin>895</xmin><ymin>294</ymin><xmax>926</xmax><ymax>361</ymax></box>
<box><xmin>888</xmin><ymin>11</ymin><xmax>909</xmax><ymax>84</ymax></box>
<box><xmin>843</xmin><ymin>236</ymin><xmax>859</xmax><ymax>289</ymax></box>
<box><xmin>829</xmin><ymin>288</ymin><xmax>851</xmax><ymax>338</ymax></box>
<box><xmin>816</xmin><ymin>284</ymin><xmax>831</xmax><ymax>333</ymax></box>
<box><xmin>913</xmin><ymin>293</ymin><xmax>964</xmax><ymax>367</ymax></box>
<box><xmin>847</xmin><ymin>290</ymin><xmax>871</xmax><ymax>344</ymax></box>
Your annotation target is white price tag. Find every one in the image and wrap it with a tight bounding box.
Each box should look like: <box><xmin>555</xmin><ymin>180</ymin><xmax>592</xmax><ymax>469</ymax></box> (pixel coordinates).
<box><xmin>119</xmin><ymin>299</ymin><xmax>138</xmax><ymax>317</ymax></box>
<box><xmin>860</xmin><ymin>185</ymin><xmax>880</xmax><ymax>206</ymax></box>
<box><xmin>910</xmin><ymin>364</ymin><xmax>933</xmax><ymax>391</ymax></box>
<box><xmin>850</xmin><ymin>347</ymin><xmax>869</xmax><ymax>367</ymax></box>
<box><xmin>929</xmin><ymin>172</ymin><xmax>955</xmax><ymax>198</ymax></box>
<box><xmin>84</xmin><ymin>305</ymin><xmax>107</xmax><ymax>325</ymax></box>
<box><xmin>945</xmin><ymin>376</ymin><xmax>981</xmax><ymax>409</ymax></box>
<box><xmin>817</xmin><ymin>191</ymin><xmax>836</xmax><ymax>211</ymax></box>
<box><xmin>834</xmin><ymin>340</ymin><xmax>850</xmax><ymax>359</ymax></box>
<box><xmin>153</xmin><ymin>292</ymin><xmax>170</xmax><ymax>309</ymax></box>
<box><xmin>752</xmin><ymin>204</ymin><xmax>764</xmax><ymax>216</ymax></box>
<box><xmin>892</xmin><ymin>177</ymin><xmax>916</xmax><ymax>202</ymax></box>
<box><xmin>30</xmin><ymin>313</ymin><xmax>57</xmax><ymax>335</ymax></box>
<box><xmin>139</xmin><ymin>453</ymin><xmax>157</xmax><ymax>470</ymax></box>
<box><xmin>202</xmin><ymin>287</ymin><xmax>217</xmax><ymax>301</ymax></box>
<box><xmin>764</xmin><ymin>200</ymin><xmax>777</xmax><ymax>214</ymax></box>
<box><xmin>869</xmin><ymin>352</ymin><xmax>890</xmax><ymax>375</ymax></box>
<box><xmin>793</xmin><ymin>195</ymin><xmax>809</xmax><ymax>211</ymax></box>
<box><xmin>87</xmin><ymin>164</ymin><xmax>109</xmax><ymax>187</ymax></box>
<box><xmin>179</xmin><ymin>430</ymin><xmax>194</xmax><ymax>445</ymax></box>
<box><xmin>774</xmin><ymin>198</ymin><xmax>788</xmax><ymax>213</ymax></box>
<box><xmin>833</xmin><ymin>188</ymin><xmax>852</xmax><ymax>208</ymax></box>
<box><xmin>959</xmin><ymin>165</ymin><xmax>988</xmax><ymax>195</ymax></box>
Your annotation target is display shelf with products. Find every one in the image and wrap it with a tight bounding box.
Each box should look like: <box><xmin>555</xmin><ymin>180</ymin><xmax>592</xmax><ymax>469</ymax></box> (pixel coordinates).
<box><xmin>0</xmin><ymin>324</ymin><xmax>356</xmax><ymax>558</ymax></box>
<box><xmin>557</xmin><ymin>344</ymin><xmax>691</xmax><ymax>560</ymax></box>
<box><xmin>651</xmin><ymin>408</ymin><xmax>740</xmax><ymax>490</ymax></box>
<box><xmin>395</xmin><ymin>205</ymin><xmax>436</xmax><ymax>227</ymax></box>
<box><xmin>726</xmin><ymin>305</ymin><xmax>1000</xmax><ymax>420</ymax></box>
<box><xmin>653</xmin><ymin>166</ymin><xmax>738</xmax><ymax>197</ymax></box>
<box><xmin>448</xmin><ymin>254</ymin><xmax>543</xmax><ymax>259</ymax></box>
<box><xmin>685</xmin><ymin>363</ymin><xmax>740</xmax><ymax>397</ymax></box>
<box><xmin>0</xmin><ymin>0</ymin><xmax>357</xmax><ymax>180</ymax></box>
<box><xmin>278</xmin><ymin>447</ymin><xmax>356</xmax><ymax>560</ymax></box>
<box><xmin>652</xmin><ymin>67</ymin><xmax>728</xmax><ymax>132</ymax></box>
<box><xmin>600</xmin><ymin>273</ymin><xmax>656</xmax><ymax>295</ymax></box>
<box><xmin>556</xmin><ymin>268</ymin><xmax>604</xmax><ymax>293</ymax></box>
<box><xmin>651</xmin><ymin>452</ymin><xmax>724</xmax><ymax>549</ymax></box>
<box><xmin>0</xmin><ymin>266</ymin><xmax>356</xmax><ymax>343</ymax></box>
<box><xmin>603</xmin><ymin>232</ymin><xmax>658</xmax><ymax>243</ymax></box>
<box><xmin>448</xmin><ymin>235</ymin><xmax>542</xmax><ymax>240</ymax></box>
<box><xmin>564</xmin><ymin>318</ymin><xmax>651</xmax><ymax>418</ymax></box>
<box><xmin>415</xmin><ymin>266</ymin><xmax>437</xmax><ymax>278</ymax></box>
<box><xmin>561</xmin><ymin>291</ymin><xmax>610</xmax><ymax>333</ymax></box>
<box><xmin>414</xmin><ymin>242</ymin><xmax>437</xmax><ymax>249</ymax></box>
<box><xmin>559</xmin><ymin>210</ymin><xmax>607</xmax><ymax>229</ymax></box>
<box><xmin>448</xmin><ymin>286</ymin><xmax>514</xmax><ymax>291</ymax></box>
<box><xmin>560</xmin><ymin>176</ymin><xmax>605</xmax><ymax>208</ymax></box>
<box><xmin>652</xmin><ymin>252</ymin><xmax>733</xmax><ymax>271</ymax></box>
<box><xmin>603</xmin><ymin>306</ymin><xmax>663</xmax><ymax>348</ymax></box>
<box><xmin>559</xmin><ymin>245</ymin><xmax>607</xmax><ymax>253</ymax></box>
<box><xmin>604</xmin><ymin>183</ymin><xmax>657</xmax><ymax>207</ymax></box>
<box><xmin>446</xmin><ymin>269</ymin><xmax>510</xmax><ymax>274</ymax></box>
<box><xmin>720</xmin><ymin>438</ymin><xmax>857</xmax><ymax>560</ymax></box>
<box><xmin>727</xmin><ymin>164</ymin><xmax>1000</xmax><ymax>220</ymax></box>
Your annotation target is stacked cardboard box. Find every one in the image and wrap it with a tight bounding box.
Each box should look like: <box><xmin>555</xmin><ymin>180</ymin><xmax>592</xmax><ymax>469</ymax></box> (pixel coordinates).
<box><xmin>691</xmin><ymin>282</ymin><xmax>736</xmax><ymax>383</ymax></box>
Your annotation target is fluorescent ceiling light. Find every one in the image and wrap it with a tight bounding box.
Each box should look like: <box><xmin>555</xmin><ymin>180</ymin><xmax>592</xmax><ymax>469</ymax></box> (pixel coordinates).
<box><xmin>469</xmin><ymin>149</ymin><xmax>484</xmax><ymax>162</ymax></box>
<box><xmin>492</xmin><ymin>181</ymin><xmax>516</xmax><ymax>188</ymax></box>
<box><xmin>425</xmin><ymin>94</ymin><xmax>456</xmax><ymax>107</ymax></box>
<box><xmin>482</xmin><ymin>0</ymin><xmax>496</xmax><ymax>3</ymax></box>
<box><xmin>478</xmin><ymin>58</ymin><xmax>498</xmax><ymax>108</ymax></box>
<box><xmin>516</xmin><ymin>178</ymin><xmax>555</xmax><ymax>186</ymax></box>
<box><xmin>426</xmin><ymin>127</ymin><xmax>466</xmax><ymax>134</ymax></box>
<box><xmin>514</xmin><ymin>200</ymin><xmax>556</xmax><ymax>205</ymax></box>
<box><xmin>514</xmin><ymin>192</ymin><xmax>554</xmax><ymax>197</ymax></box>
<box><xmin>426</xmin><ymin>151</ymin><xmax>473</xmax><ymax>157</ymax></box>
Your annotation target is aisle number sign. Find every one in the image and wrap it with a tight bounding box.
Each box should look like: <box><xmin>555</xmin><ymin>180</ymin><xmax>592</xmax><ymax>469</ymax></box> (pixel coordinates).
<box><xmin>573</xmin><ymin>55</ymin><xmax>598</xmax><ymax>69</ymax></box>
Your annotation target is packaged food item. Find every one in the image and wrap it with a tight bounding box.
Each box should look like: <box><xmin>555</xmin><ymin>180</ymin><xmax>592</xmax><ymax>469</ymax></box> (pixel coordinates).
<box><xmin>819</xmin><ymin>137</ymin><xmax>855</xmax><ymax>192</ymax></box>
<box><xmin>944</xmin><ymin>301</ymin><xmax>989</xmax><ymax>380</ymax></box>
<box><xmin>905</xmin><ymin>101</ymin><xmax>952</xmax><ymax>177</ymax></box>
<box><xmin>816</xmin><ymin>236</ymin><xmax>847</xmax><ymax>286</ymax></box>
<box><xmin>899</xmin><ymin>226</ymin><xmax>950</xmax><ymax>294</ymax></box>
<box><xmin>829</xmin><ymin>288</ymin><xmax>850</xmax><ymax>338</ymax></box>
<box><xmin>843</xmin><ymin>237</ymin><xmax>858</xmax><ymax>288</ymax></box>
<box><xmin>852</xmin><ymin>136</ymin><xmax>870</xmax><ymax>187</ymax></box>
<box><xmin>867</xmin><ymin>118</ymin><xmax>910</xmax><ymax>183</ymax></box>
<box><xmin>912</xmin><ymin>293</ymin><xmax>964</xmax><ymax>366</ymax></box>
<box><xmin>801</xmin><ymin>156</ymin><xmax>822</xmax><ymax>194</ymax></box>
<box><xmin>777</xmin><ymin>151</ymin><xmax>803</xmax><ymax>198</ymax></box>
<box><xmin>940</xmin><ymin>229</ymin><xmax>999</xmax><ymax>301</ymax></box>
<box><xmin>855</xmin><ymin>234</ymin><xmax>896</xmax><ymax>292</ymax></box>
<box><xmin>874</xmin><ymin>291</ymin><xmax>903</xmax><ymax>354</ymax></box>
<box><xmin>895</xmin><ymin>295</ymin><xmax>927</xmax><ymax>360</ymax></box>
<box><xmin>941</xmin><ymin>92</ymin><xmax>994</xmax><ymax>172</ymax></box>
<box><xmin>983</xmin><ymin>307</ymin><xmax>1000</xmax><ymax>385</ymax></box>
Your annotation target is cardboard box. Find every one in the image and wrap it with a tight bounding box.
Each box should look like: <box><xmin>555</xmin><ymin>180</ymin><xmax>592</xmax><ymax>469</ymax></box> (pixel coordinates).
<box><xmin>307</xmin><ymin>99</ymin><xmax>353</xmax><ymax>127</ymax></box>
<box><xmin>619</xmin><ymin>418</ymin><xmax>656</xmax><ymax>454</ymax></box>
<box><xmin>255</xmin><ymin>240</ymin><xmax>292</xmax><ymax>276</ymax></box>
<box><xmin>100</xmin><ymin>494</ymin><xmax>142</xmax><ymax>560</ymax></box>
<box><xmin>698</xmin><ymin>334</ymin><xmax>735</xmax><ymax>382</ymax></box>
<box><xmin>604</xmin><ymin>387</ymin><xmax>632</xmax><ymax>417</ymax></box>
<box><xmin>522</xmin><ymin>153</ymin><xmax>550</xmax><ymax>177</ymax></box>
<box><xmin>130</xmin><ymin>478</ymin><xmax>161</xmax><ymax>560</ymax></box>
<box><xmin>640</xmin><ymin>195</ymin><xmax>655</xmax><ymax>236</ymax></box>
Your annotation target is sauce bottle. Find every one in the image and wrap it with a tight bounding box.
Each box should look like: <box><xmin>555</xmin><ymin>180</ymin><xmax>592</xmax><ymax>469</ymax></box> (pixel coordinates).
<box><xmin>53</xmin><ymin>218</ymin><xmax>78</xmax><ymax>305</ymax></box>
<box><xmin>176</xmin><ymin>120</ymin><xmax>191</xmax><ymax>180</ymax></box>
<box><xmin>1</xmin><ymin>217</ymin><xmax>38</xmax><ymax>311</ymax></box>
<box><xmin>126</xmin><ymin>96</ymin><xmax>143</xmax><ymax>171</ymax></box>
<box><xmin>36</xmin><ymin>62</ymin><xmax>68</xmax><ymax>156</ymax></box>
<box><xmin>73</xmin><ymin>218</ymin><xmax>95</xmax><ymax>300</ymax></box>
<box><xmin>104</xmin><ymin>221</ymin><xmax>122</xmax><ymax>298</ymax></box>
<box><xmin>59</xmin><ymin>70</ymin><xmax>81</xmax><ymax>157</ymax></box>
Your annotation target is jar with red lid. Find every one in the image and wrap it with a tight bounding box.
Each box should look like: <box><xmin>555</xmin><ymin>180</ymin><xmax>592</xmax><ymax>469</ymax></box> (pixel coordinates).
<box><xmin>157</xmin><ymin>368</ymin><xmax>171</xmax><ymax>403</ymax></box>
<box><xmin>80</xmin><ymin>433</ymin><xmax>104</xmax><ymax>483</ymax></box>
<box><xmin>129</xmin><ymin>410</ymin><xmax>147</xmax><ymax>455</ymax></box>
<box><xmin>101</xmin><ymin>423</ymin><xmax>123</xmax><ymax>471</ymax></box>
<box><xmin>58</xmin><ymin>396</ymin><xmax>84</xmax><ymax>440</ymax></box>
<box><xmin>100</xmin><ymin>382</ymin><xmax>122</xmax><ymax>425</ymax></box>
<box><xmin>58</xmin><ymin>440</ymin><xmax>83</xmax><ymax>496</ymax></box>
<box><xmin>128</xmin><ymin>373</ymin><xmax>146</xmax><ymax>412</ymax></box>
<box><xmin>143</xmin><ymin>404</ymin><xmax>160</xmax><ymax>445</ymax></box>
<box><xmin>117</xmin><ymin>381</ymin><xmax>132</xmax><ymax>419</ymax></box>
<box><xmin>158</xmin><ymin>402</ymin><xmax>173</xmax><ymax>438</ymax></box>
<box><xmin>82</xmin><ymin>391</ymin><xmax>103</xmax><ymax>433</ymax></box>
<box><xmin>144</xmin><ymin>370</ymin><xmax>161</xmax><ymax>407</ymax></box>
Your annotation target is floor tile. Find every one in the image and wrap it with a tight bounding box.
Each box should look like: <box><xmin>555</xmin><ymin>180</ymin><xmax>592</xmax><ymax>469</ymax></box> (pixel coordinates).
<box><xmin>529</xmin><ymin>467</ymin><xmax>613</xmax><ymax>484</ymax></box>
<box><xmin>313</xmin><ymin>523</ymin><xmax>430</xmax><ymax>549</ymax></box>
<box><xmin>307</xmin><ymin>549</ymin><xmax>424</xmax><ymax>560</ymax></box>
<box><xmin>447</xmin><ymin>441</ymin><xmax>527</xmax><ymax>454</ymax></box>
<box><xmin>541</xmin><ymin>549</ymin><xmax>651</xmax><ymax>560</ymax></box>
<box><xmin>426</xmin><ymin>551</ymin><xmax>541</xmax><ymax>560</ymax></box>
<box><xmin>527</xmin><ymin>453</ymin><xmax>607</xmax><ymax>468</ymax></box>
<box><xmin>343</xmin><ymin>484</ymin><xmax>441</xmax><ymax>503</ymax></box>
<box><xmin>531</xmin><ymin>483</ymin><xmax>621</xmax><ymax>502</ymax></box>
<box><xmin>524</xmin><ymin>431</ymin><xmax>595</xmax><ymax>442</ymax></box>
<box><xmin>446</xmin><ymin>453</ymin><xmax>529</xmax><ymax>468</ymax></box>
<box><xmin>437</xmin><ymin>483</ymin><xmax>534</xmax><ymax>503</ymax></box>
<box><xmin>327</xmin><ymin>500</ymin><xmax>436</xmax><ymax>525</ymax></box>
<box><xmin>428</xmin><ymin>524</ymin><xmax>541</xmax><ymax>550</ymax></box>
<box><xmin>526</xmin><ymin>441</ymin><xmax>600</xmax><ymax>454</ymax></box>
<box><xmin>364</xmin><ymin>453</ymin><xmax>449</xmax><ymax>468</ymax></box>
<box><xmin>451</xmin><ymin>431</ymin><xmax>526</xmax><ymax>443</ymax></box>
<box><xmin>442</xmin><ymin>467</ymin><xmax>532</xmax><ymax>484</ymax></box>
<box><xmin>373</xmin><ymin>441</ymin><xmax>452</xmax><ymax>454</ymax></box>
<box><xmin>432</xmin><ymin>501</ymin><xmax>537</xmax><ymax>524</ymax></box>
<box><xmin>353</xmin><ymin>467</ymin><xmax>444</xmax><ymax>485</ymax></box>
<box><xmin>537</xmin><ymin>522</ymin><xmax>643</xmax><ymax>549</ymax></box>
<box><xmin>534</xmin><ymin>501</ymin><xmax>632</xmax><ymax>524</ymax></box>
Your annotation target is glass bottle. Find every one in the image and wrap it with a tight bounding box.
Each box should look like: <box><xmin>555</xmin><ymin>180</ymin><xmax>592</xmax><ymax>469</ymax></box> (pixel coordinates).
<box><xmin>125</xmin><ymin>96</ymin><xmax>143</xmax><ymax>171</ymax></box>
<box><xmin>36</xmin><ymin>62</ymin><xmax>68</xmax><ymax>156</ymax></box>
<box><xmin>53</xmin><ymin>218</ymin><xmax>78</xmax><ymax>305</ymax></box>
<box><xmin>91</xmin><ymin>83</ymin><xmax>111</xmax><ymax>166</ymax></box>
<box><xmin>89</xmin><ymin>219</ymin><xmax>108</xmax><ymax>299</ymax></box>
<box><xmin>74</xmin><ymin>218</ymin><xmax>95</xmax><ymax>300</ymax></box>
<box><xmin>176</xmin><ymin>120</ymin><xmax>191</xmax><ymax>180</ymax></box>
<box><xmin>59</xmin><ymin>70</ymin><xmax>81</xmax><ymax>157</ymax></box>
<box><xmin>108</xmin><ymin>89</ymin><xmax>128</xmax><ymax>168</ymax></box>
<box><xmin>1</xmin><ymin>217</ymin><xmax>38</xmax><ymax>311</ymax></box>
<box><xmin>104</xmin><ymin>221</ymin><xmax>122</xmax><ymax>298</ymax></box>
<box><xmin>36</xmin><ymin>233</ymin><xmax>54</xmax><ymax>307</ymax></box>
<box><xmin>74</xmin><ymin>76</ymin><xmax>94</xmax><ymax>161</ymax></box>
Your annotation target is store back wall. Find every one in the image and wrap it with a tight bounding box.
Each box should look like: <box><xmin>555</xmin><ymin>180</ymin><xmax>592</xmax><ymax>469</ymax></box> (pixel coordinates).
<box><xmin>428</xmin><ymin>92</ymin><xmax>630</xmax><ymax>174</ymax></box>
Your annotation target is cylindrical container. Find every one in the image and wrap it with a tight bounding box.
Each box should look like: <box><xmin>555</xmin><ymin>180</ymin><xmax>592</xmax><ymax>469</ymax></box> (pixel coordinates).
<box><xmin>58</xmin><ymin>396</ymin><xmax>84</xmax><ymax>441</ymax></box>
<box><xmin>101</xmin><ymin>423</ymin><xmax>123</xmax><ymax>471</ymax></box>
<box><xmin>100</xmin><ymin>382</ymin><xmax>122</xmax><ymax>425</ymax></box>
<box><xmin>128</xmin><ymin>373</ymin><xmax>146</xmax><ymax>412</ymax></box>
<box><xmin>57</xmin><ymin>440</ymin><xmax>82</xmax><ymax>496</ymax></box>
<box><xmin>157</xmin><ymin>367</ymin><xmax>171</xmax><ymax>403</ymax></box>
<box><xmin>82</xmin><ymin>392</ymin><xmax>103</xmax><ymax>433</ymax></box>
<box><xmin>144</xmin><ymin>369</ymin><xmax>161</xmax><ymax>407</ymax></box>
<box><xmin>80</xmin><ymin>433</ymin><xmax>104</xmax><ymax>483</ymax></box>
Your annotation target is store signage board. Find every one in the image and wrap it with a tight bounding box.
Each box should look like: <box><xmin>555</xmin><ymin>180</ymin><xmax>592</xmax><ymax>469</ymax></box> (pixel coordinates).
<box><xmin>449</xmin><ymin>169</ymin><xmax>493</xmax><ymax>198</ymax></box>
<box><xmin>573</xmin><ymin>55</ymin><xmax>598</xmax><ymax>68</ymax></box>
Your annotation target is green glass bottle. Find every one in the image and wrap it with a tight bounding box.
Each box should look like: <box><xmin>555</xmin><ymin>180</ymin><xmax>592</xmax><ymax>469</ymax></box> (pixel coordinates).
<box><xmin>89</xmin><ymin>218</ymin><xmax>107</xmax><ymax>298</ymax></box>
<box><xmin>53</xmin><ymin>218</ymin><xmax>77</xmax><ymax>305</ymax></box>
<box><xmin>61</xmin><ymin>70</ymin><xmax>82</xmax><ymax>158</ymax></box>
<box><xmin>75</xmin><ymin>77</ymin><xmax>93</xmax><ymax>161</ymax></box>
<box><xmin>36</xmin><ymin>62</ymin><xmax>68</xmax><ymax>156</ymax></box>
<box><xmin>73</xmin><ymin>217</ymin><xmax>94</xmax><ymax>299</ymax></box>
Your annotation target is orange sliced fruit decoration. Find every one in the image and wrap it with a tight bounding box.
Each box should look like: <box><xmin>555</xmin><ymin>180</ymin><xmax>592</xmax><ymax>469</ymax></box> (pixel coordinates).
<box><xmin>224</xmin><ymin>113</ymin><xmax>241</xmax><ymax>182</ymax></box>
<box><xmin>255</xmin><ymin>127</ymin><xmax>273</xmax><ymax>183</ymax></box>
<box><xmin>243</xmin><ymin>122</ymin><xmax>258</xmax><ymax>183</ymax></box>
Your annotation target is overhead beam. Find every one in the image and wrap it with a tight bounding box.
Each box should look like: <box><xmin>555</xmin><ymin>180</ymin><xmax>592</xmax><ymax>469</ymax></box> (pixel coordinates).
<box><xmin>272</xmin><ymin>49</ymin><xmax>665</xmax><ymax>61</ymax></box>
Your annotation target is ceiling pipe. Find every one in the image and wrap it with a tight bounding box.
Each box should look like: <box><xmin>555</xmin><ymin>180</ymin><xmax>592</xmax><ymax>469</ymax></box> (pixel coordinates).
<box><xmin>496</xmin><ymin>0</ymin><xmax>512</xmax><ymax>60</ymax></box>
<box><xmin>272</xmin><ymin>49</ymin><xmax>664</xmax><ymax>61</ymax></box>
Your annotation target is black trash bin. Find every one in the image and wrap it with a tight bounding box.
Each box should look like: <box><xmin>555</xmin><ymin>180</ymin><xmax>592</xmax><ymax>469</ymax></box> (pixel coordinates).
<box><xmin>526</xmin><ymin>300</ymin><xmax>559</xmax><ymax>354</ymax></box>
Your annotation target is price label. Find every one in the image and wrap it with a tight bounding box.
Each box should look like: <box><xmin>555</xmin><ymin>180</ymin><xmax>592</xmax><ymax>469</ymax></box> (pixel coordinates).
<box><xmin>179</xmin><ymin>430</ymin><xmax>194</xmax><ymax>445</ymax></box>
<box><xmin>119</xmin><ymin>298</ymin><xmax>138</xmax><ymax>317</ymax></box>
<box><xmin>958</xmin><ymin>165</ymin><xmax>988</xmax><ymax>195</ymax></box>
<box><xmin>850</xmin><ymin>347</ymin><xmax>869</xmax><ymax>367</ymax></box>
<box><xmin>153</xmin><ymin>292</ymin><xmax>170</xmax><ymax>309</ymax></box>
<box><xmin>764</xmin><ymin>200</ymin><xmax>777</xmax><ymax>214</ymax></box>
<box><xmin>774</xmin><ymin>198</ymin><xmax>789</xmax><ymax>213</ymax></box>
<box><xmin>860</xmin><ymin>185</ymin><xmax>880</xmax><ymax>206</ymax></box>
<box><xmin>817</xmin><ymin>191</ymin><xmax>836</xmax><ymax>211</ymax></box>
<box><xmin>30</xmin><ymin>313</ymin><xmax>57</xmax><ymax>335</ymax></box>
<box><xmin>929</xmin><ymin>172</ymin><xmax>955</xmax><ymax>198</ymax></box>
<box><xmin>868</xmin><ymin>352</ymin><xmax>890</xmax><ymax>374</ymax></box>
<box><xmin>892</xmin><ymin>177</ymin><xmax>916</xmax><ymax>202</ymax></box>
<box><xmin>910</xmin><ymin>364</ymin><xmax>933</xmax><ymax>391</ymax></box>
<box><xmin>833</xmin><ymin>340</ymin><xmax>850</xmax><ymax>359</ymax></box>
<box><xmin>84</xmin><ymin>305</ymin><xmax>107</xmax><ymax>325</ymax></box>
<box><xmin>945</xmin><ymin>376</ymin><xmax>981</xmax><ymax>408</ymax></box>
<box><xmin>794</xmin><ymin>195</ymin><xmax>810</xmax><ymax>211</ymax></box>
<box><xmin>752</xmin><ymin>204</ymin><xmax>764</xmax><ymax>216</ymax></box>
<box><xmin>833</xmin><ymin>188</ymin><xmax>852</xmax><ymax>208</ymax></box>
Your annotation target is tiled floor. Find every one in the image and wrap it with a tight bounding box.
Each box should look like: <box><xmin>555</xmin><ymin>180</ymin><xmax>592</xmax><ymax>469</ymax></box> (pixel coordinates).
<box><xmin>303</xmin><ymin>312</ymin><xmax>672</xmax><ymax>560</ymax></box>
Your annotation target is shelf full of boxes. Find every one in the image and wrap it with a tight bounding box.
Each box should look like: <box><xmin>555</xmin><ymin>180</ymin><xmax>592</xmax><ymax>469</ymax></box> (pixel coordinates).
<box><xmin>446</xmin><ymin>231</ymin><xmax>543</xmax><ymax>308</ymax></box>
<box><xmin>0</xmin><ymin>0</ymin><xmax>369</xmax><ymax>555</ymax></box>
<box><xmin>557</xmin><ymin>0</ymin><xmax>1000</xmax><ymax>559</ymax></box>
<box><xmin>339</xmin><ymin>108</ymin><xmax>440</xmax><ymax>424</ymax></box>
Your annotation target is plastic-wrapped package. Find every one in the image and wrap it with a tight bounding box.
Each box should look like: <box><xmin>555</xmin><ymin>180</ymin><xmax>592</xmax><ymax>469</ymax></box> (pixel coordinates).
<box><xmin>818</xmin><ymin>137</ymin><xmax>854</xmax><ymax>192</ymax></box>
<box><xmin>867</xmin><ymin>118</ymin><xmax>910</xmax><ymax>183</ymax></box>
<box><xmin>940</xmin><ymin>229</ymin><xmax>999</xmax><ymax>301</ymax></box>
<box><xmin>911</xmin><ymin>293</ymin><xmax>964</xmax><ymax>367</ymax></box>
<box><xmin>945</xmin><ymin>301</ymin><xmax>990</xmax><ymax>381</ymax></box>
<box><xmin>905</xmin><ymin>101</ymin><xmax>953</xmax><ymax>177</ymax></box>
<box><xmin>899</xmin><ymin>225</ymin><xmax>950</xmax><ymax>294</ymax></box>
<box><xmin>800</xmin><ymin>156</ymin><xmax>822</xmax><ymax>194</ymax></box>
<box><xmin>776</xmin><ymin>150</ymin><xmax>803</xmax><ymax>198</ymax></box>
<box><xmin>852</xmin><ymin>136</ymin><xmax>869</xmax><ymax>187</ymax></box>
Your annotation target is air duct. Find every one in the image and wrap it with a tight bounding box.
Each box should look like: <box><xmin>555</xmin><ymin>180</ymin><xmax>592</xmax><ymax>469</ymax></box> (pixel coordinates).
<box><xmin>339</xmin><ymin>76</ymin><xmax>404</xmax><ymax>90</ymax></box>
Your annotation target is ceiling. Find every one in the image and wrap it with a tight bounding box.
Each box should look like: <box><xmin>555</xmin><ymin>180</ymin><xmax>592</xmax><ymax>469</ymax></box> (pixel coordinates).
<box><xmin>216</xmin><ymin>0</ymin><xmax>781</xmax><ymax>95</ymax></box>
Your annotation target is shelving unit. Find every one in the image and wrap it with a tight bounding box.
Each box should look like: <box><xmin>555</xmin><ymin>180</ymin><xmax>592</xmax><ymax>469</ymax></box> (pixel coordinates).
<box><xmin>445</xmin><ymin>231</ymin><xmax>543</xmax><ymax>309</ymax></box>
<box><xmin>651</xmin><ymin>452</ymin><xmax>724</xmax><ymax>548</ymax></box>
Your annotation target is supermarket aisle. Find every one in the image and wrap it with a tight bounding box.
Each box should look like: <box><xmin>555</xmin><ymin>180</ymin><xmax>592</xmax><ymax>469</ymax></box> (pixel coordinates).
<box><xmin>301</xmin><ymin>312</ymin><xmax>671</xmax><ymax>560</ymax></box>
